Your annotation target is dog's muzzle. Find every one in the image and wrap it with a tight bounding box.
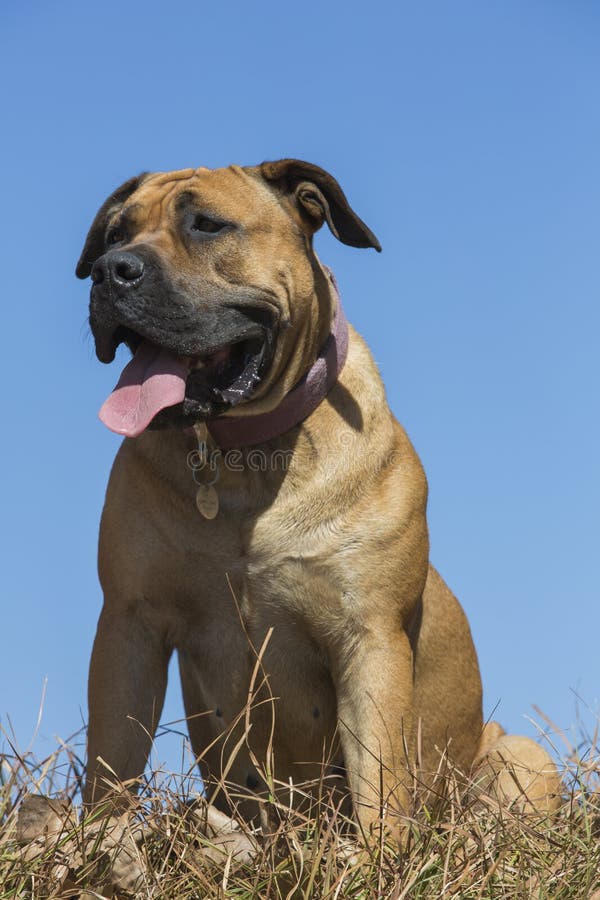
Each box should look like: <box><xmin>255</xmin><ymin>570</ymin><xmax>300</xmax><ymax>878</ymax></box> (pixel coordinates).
<box><xmin>88</xmin><ymin>248</ymin><xmax>277</xmax><ymax>435</ymax></box>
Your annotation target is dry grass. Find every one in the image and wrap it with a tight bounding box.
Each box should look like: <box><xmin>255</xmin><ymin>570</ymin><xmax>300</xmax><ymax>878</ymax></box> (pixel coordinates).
<box><xmin>0</xmin><ymin>719</ymin><xmax>598</xmax><ymax>899</ymax></box>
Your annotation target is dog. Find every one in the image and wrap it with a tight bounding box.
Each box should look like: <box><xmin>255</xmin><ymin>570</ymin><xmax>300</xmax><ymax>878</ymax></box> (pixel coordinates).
<box><xmin>76</xmin><ymin>160</ymin><xmax>558</xmax><ymax>838</ymax></box>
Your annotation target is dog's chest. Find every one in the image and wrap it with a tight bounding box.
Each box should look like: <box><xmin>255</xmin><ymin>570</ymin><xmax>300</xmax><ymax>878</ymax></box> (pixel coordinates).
<box><xmin>171</xmin><ymin>510</ymin><xmax>343</xmax><ymax>712</ymax></box>
<box><xmin>172</xmin><ymin>528</ymin><xmax>342</xmax><ymax>769</ymax></box>
<box><xmin>176</xmin><ymin>517</ymin><xmax>344</xmax><ymax>648</ymax></box>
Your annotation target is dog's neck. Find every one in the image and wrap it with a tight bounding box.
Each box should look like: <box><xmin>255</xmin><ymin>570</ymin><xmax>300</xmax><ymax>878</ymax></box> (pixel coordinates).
<box><xmin>204</xmin><ymin>268</ymin><xmax>349</xmax><ymax>449</ymax></box>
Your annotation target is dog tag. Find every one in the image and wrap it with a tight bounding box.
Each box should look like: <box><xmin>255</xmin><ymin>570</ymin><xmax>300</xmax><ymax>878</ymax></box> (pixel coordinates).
<box><xmin>196</xmin><ymin>484</ymin><xmax>219</xmax><ymax>519</ymax></box>
<box><xmin>194</xmin><ymin>422</ymin><xmax>208</xmax><ymax>444</ymax></box>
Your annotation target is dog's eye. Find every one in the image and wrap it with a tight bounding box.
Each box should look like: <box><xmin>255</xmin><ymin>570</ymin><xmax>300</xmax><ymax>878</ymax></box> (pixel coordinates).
<box><xmin>190</xmin><ymin>214</ymin><xmax>227</xmax><ymax>235</ymax></box>
<box><xmin>106</xmin><ymin>227</ymin><xmax>125</xmax><ymax>246</ymax></box>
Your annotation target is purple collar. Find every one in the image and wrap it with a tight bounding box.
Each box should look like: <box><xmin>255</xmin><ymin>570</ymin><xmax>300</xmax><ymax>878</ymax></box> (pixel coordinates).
<box><xmin>206</xmin><ymin>273</ymin><xmax>349</xmax><ymax>448</ymax></box>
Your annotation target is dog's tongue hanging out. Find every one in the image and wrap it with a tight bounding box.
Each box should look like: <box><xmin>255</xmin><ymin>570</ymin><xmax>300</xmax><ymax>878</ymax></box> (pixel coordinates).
<box><xmin>99</xmin><ymin>342</ymin><xmax>188</xmax><ymax>437</ymax></box>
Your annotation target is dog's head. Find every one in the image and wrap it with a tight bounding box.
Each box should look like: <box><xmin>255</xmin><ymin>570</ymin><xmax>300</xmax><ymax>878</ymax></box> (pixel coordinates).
<box><xmin>76</xmin><ymin>160</ymin><xmax>380</xmax><ymax>435</ymax></box>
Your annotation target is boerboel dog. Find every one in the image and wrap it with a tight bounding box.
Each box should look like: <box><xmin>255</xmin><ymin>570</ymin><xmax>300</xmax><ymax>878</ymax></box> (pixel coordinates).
<box><xmin>76</xmin><ymin>161</ymin><xmax>559</xmax><ymax>839</ymax></box>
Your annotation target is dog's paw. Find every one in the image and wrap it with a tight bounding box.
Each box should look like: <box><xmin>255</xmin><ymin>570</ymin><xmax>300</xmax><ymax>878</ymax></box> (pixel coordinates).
<box><xmin>15</xmin><ymin>794</ymin><xmax>146</xmax><ymax>893</ymax></box>
<box><xmin>86</xmin><ymin>813</ymin><xmax>146</xmax><ymax>892</ymax></box>
<box><xmin>471</xmin><ymin>734</ymin><xmax>562</xmax><ymax>815</ymax></box>
<box><xmin>16</xmin><ymin>794</ymin><xmax>76</xmax><ymax>847</ymax></box>
<box><xmin>182</xmin><ymin>800</ymin><xmax>260</xmax><ymax>864</ymax></box>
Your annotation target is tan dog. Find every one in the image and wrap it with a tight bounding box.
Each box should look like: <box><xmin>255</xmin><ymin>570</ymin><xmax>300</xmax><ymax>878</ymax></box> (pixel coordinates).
<box><xmin>76</xmin><ymin>161</ymin><xmax>557</xmax><ymax>836</ymax></box>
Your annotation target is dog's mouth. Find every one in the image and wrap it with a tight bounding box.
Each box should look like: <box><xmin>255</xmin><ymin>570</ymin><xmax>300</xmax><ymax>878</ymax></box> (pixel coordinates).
<box><xmin>99</xmin><ymin>325</ymin><xmax>273</xmax><ymax>437</ymax></box>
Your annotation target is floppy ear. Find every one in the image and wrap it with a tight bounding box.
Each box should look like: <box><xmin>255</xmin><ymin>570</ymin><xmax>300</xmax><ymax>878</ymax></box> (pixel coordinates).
<box><xmin>75</xmin><ymin>173</ymin><xmax>149</xmax><ymax>279</ymax></box>
<box><xmin>260</xmin><ymin>159</ymin><xmax>381</xmax><ymax>252</ymax></box>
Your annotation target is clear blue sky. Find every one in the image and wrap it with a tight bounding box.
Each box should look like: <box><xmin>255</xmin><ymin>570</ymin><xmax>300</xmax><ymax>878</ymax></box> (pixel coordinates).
<box><xmin>1</xmin><ymin>1</ymin><xmax>598</xmax><ymax>776</ymax></box>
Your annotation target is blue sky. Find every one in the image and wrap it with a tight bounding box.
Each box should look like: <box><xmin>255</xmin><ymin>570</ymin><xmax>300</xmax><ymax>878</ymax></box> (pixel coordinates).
<box><xmin>1</xmin><ymin>1</ymin><xmax>598</xmax><ymax>777</ymax></box>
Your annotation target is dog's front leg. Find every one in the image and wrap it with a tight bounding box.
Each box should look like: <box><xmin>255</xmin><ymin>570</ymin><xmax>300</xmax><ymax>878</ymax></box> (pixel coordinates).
<box><xmin>332</xmin><ymin>623</ymin><xmax>414</xmax><ymax>840</ymax></box>
<box><xmin>84</xmin><ymin>605</ymin><xmax>170</xmax><ymax>806</ymax></box>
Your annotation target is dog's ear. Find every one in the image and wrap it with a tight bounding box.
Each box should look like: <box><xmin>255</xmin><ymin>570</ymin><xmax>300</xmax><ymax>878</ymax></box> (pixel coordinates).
<box><xmin>260</xmin><ymin>159</ymin><xmax>381</xmax><ymax>252</ymax></box>
<box><xmin>75</xmin><ymin>173</ymin><xmax>149</xmax><ymax>279</ymax></box>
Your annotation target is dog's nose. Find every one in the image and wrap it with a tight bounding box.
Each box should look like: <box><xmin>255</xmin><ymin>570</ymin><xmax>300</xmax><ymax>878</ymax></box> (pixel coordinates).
<box><xmin>92</xmin><ymin>251</ymin><xmax>145</xmax><ymax>287</ymax></box>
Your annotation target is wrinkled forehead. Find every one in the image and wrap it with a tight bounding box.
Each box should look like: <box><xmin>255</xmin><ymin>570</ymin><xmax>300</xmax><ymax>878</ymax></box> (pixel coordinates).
<box><xmin>120</xmin><ymin>165</ymin><xmax>273</xmax><ymax>227</ymax></box>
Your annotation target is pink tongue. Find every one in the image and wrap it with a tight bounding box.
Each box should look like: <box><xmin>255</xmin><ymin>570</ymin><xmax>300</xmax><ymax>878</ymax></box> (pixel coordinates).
<box><xmin>99</xmin><ymin>341</ymin><xmax>188</xmax><ymax>437</ymax></box>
